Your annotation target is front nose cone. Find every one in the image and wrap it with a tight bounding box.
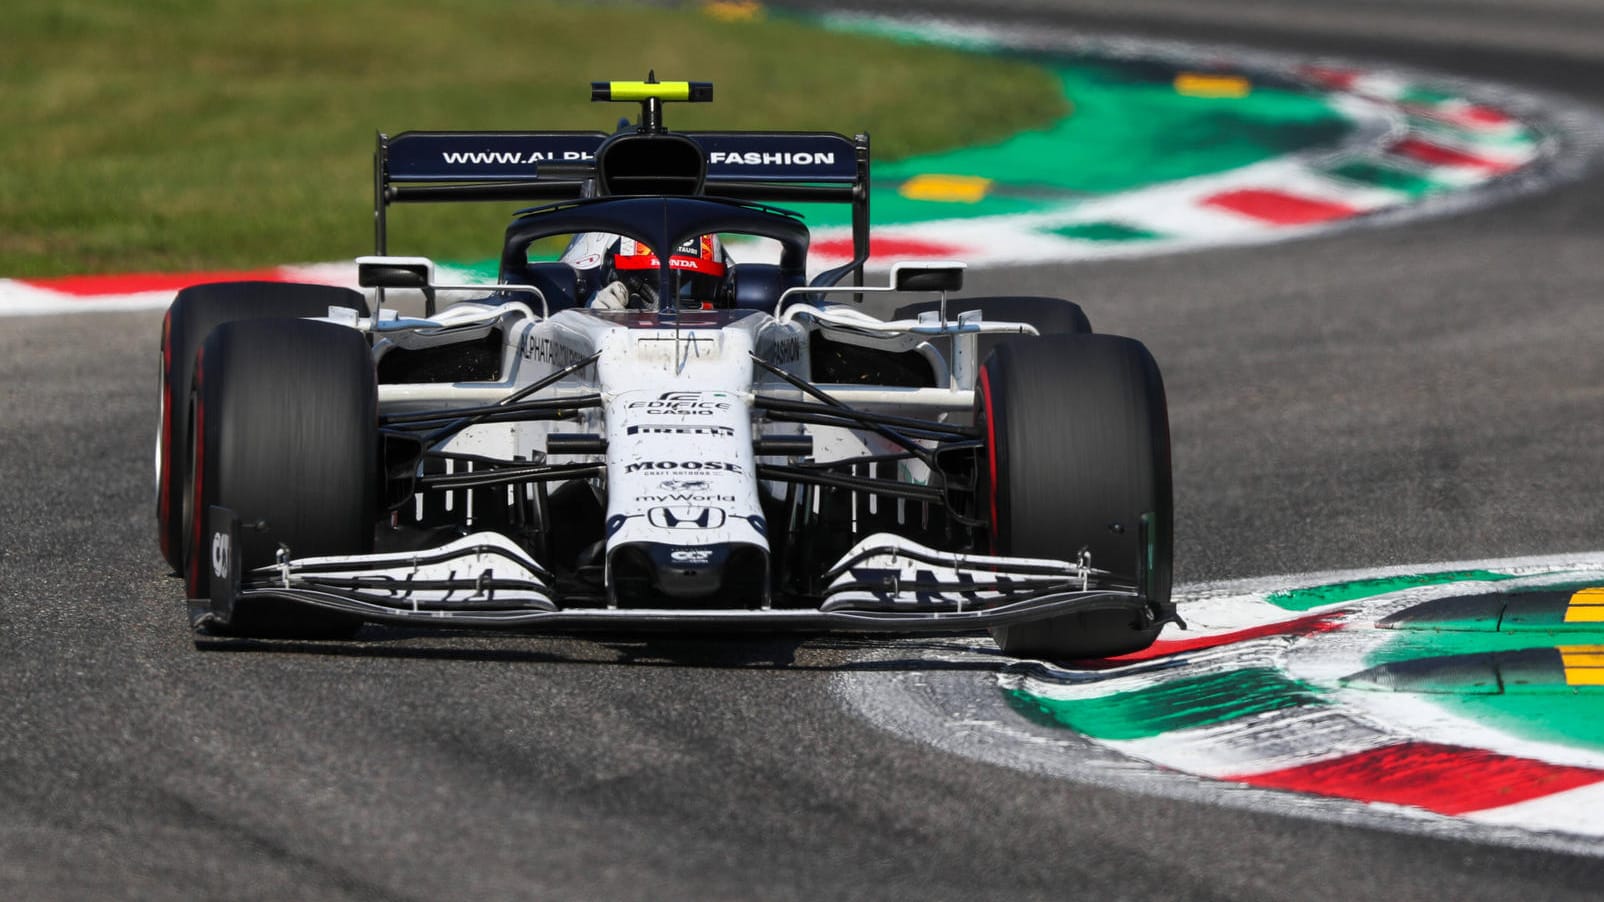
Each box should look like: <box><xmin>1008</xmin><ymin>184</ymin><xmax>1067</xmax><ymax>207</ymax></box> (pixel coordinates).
<box><xmin>607</xmin><ymin>542</ymin><xmax>768</xmax><ymax>606</ymax></box>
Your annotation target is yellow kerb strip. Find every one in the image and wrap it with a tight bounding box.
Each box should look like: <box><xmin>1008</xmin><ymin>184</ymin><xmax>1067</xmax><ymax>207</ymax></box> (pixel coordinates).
<box><xmin>704</xmin><ymin>0</ymin><xmax>763</xmax><ymax>21</ymax></box>
<box><xmin>607</xmin><ymin>82</ymin><xmax>693</xmax><ymax>102</ymax></box>
<box><xmin>900</xmin><ymin>174</ymin><xmax>993</xmax><ymax>204</ymax></box>
<box><xmin>1561</xmin><ymin>645</ymin><xmax>1604</xmax><ymax>686</ymax></box>
<box><xmin>1174</xmin><ymin>73</ymin><xmax>1252</xmax><ymax>98</ymax></box>
<box><xmin>1564</xmin><ymin>587</ymin><xmax>1604</xmax><ymax>622</ymax></box>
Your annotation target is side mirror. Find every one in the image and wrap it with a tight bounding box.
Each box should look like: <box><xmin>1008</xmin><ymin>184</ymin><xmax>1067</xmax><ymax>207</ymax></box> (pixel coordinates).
<box><xmin>356</xmin><ymin>255</ymin><xmax>435</xmax><ymax>290</ymax></box>
<box><xmin>892</xmin><ymin>261</ymin><xmax>965</xmax><ymax>294</ymax></box>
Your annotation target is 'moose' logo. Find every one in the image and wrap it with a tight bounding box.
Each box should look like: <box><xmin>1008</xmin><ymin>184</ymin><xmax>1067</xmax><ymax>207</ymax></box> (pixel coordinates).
<box><xmin>624</xmin><ymin>460</ymin><xmax>742</xmax><ymax>475</ymax></box>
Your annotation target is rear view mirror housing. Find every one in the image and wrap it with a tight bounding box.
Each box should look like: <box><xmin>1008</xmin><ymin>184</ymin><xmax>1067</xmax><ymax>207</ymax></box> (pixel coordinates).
<box><xmin>892</xmin><ymin>261</ymin><xmax>965</xmax><ymax>294</ymax></box>
<box><xmin>356</xmin><ymin>255</ymin><xmax>435</xmax><ymax>290</ymax></box>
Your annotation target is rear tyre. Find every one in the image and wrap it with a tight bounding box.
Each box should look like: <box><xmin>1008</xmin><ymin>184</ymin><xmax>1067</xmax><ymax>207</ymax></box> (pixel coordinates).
<box><xmin>979</xmin><ymin>334</ymin><xmax>1172</xmax><ymax>660</ymax></box>
<box><xmin>157</xmin><ymin>281</ymin><xmax>366</xmax><ymax>571</ymax></box>
<box><xmin>185</xmin><ymin>318</ymin><xmax>377</xmax><ymax>638</ymax></box>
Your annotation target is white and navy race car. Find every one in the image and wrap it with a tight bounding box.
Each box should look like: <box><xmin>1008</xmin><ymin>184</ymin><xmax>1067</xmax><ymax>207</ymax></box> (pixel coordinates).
<box><xmin>155</xmin><ymin>79</ymin><xmax>1178</xmax><ymax>660</ymax></box>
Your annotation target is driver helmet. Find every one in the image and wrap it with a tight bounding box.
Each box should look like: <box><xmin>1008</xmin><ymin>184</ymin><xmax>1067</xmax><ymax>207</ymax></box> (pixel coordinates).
<box><xmin>607</xmin><ymin>234</ymin><xmax>730</xmax><ymax>309</ymax></box>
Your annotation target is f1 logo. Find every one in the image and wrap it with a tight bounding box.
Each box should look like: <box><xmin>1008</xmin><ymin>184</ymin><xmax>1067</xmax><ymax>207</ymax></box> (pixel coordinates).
<box><xmin>647</xmin><ymin>506</ymin><xmax>726</xmax><ymax>530</ymax></box>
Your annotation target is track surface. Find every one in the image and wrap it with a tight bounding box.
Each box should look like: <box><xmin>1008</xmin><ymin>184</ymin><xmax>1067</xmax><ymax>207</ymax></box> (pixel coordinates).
<box><xmin>5</xmin><ymin>1</ymin><xmax>1604</xmax><ymax>898</ymax></box>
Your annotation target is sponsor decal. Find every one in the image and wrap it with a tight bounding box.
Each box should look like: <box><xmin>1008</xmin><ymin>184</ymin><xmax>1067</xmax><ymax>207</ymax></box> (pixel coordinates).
<box><xmin>708</xmin><ymin>151</ymin><xmax>837</xmax><ymax>167</ymax></box>
<box><xmin>761</xmin><ymin>334</ymin><xmax>804</xmax><ymax>365</ymax></box>
<box><xmin>670</xmin><ymin>548</ymin><xmax>715</xmax><ymax>564</ymax></box>
<box><xmin>625</xmin><ymin>390</ymin><xmax>733</xmax><ymax>416</ymax></box>
<box><xmin>647</xmin><ymin>506</ymin><xmax>727</xmax><ymax>530</ymax></box>
<box><xmin>623</xmin><ymin>460</ymin><xmax>743</xmax><ymax>475</ymax></box>
<box><xmin>658</xmin><ymin>479</ymin><xmax>712</xmax><ymax>492</ymax></box>
<box><xmin>627</xmin><ymin>424</ymin><xmax>736</xmax><ymax>437</ymax></box>
<box><xmin>613</xmin><ymin>235</ymin><xmax>726</xmax><ymax>276</ymax></box>
<box><xmin>519</xmin><ymin>333</ymin><xmax>588</xmax><ymax>368</ymax></box>
<box><xmin>439</xmin><ymin>150</ymin><xmax>595</xmax><ymax>165</ymax></box>
<box><xmin>638</xmin><ymin>493</ymin><xmax>737</xmax><ymax>503</ymax></box>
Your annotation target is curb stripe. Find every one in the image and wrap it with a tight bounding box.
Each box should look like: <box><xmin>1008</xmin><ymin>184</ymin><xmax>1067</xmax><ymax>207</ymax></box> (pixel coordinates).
<box><xmin>1390</xmin><ymin>136</ymin><xmax>1516</xmax><ymax>172</ymax></box>
<box><xmin>1266</xmin><ymin>568</ymin><xmax>1518</xmax><ymax>611</ymax></box>
<box><xmin>1106</xmin><ymin>707</ymin><xmax>1397</xmax><ymax>778</ymax></box>
<box><xmin>1009</xmin><ymin>637</ymin><xmax>1297</xmax><ymax>701</ymax></box>
<box><xmin>1010</xmin><ymin>666</ymin><xmax>1327</xmax><ymax>741</ymax></box>
<box><xmin>1098</xmin><ymin>610</ymin><xmax>1344</xmax><ymax>663</ymax></box>
<box><xmin>809</xmin><ymin>236</ymin><xmax>967</xmax><ymax>259</ymax></box>
<box><xmin>1469</xmin><ymin>782</ymin><xmax>1604</xmax><ymax>835</ymax></box>
<box><xmin>1561</xmin><ymin>646</ymin><xmax>1604</xmax><ymax>685</ymax></box>
<box><xmin>843</xmin><ymin>555</ymin><xmax>1604</xmax><ymax>852</ymax></box>
<box><xmin>1327</xmin><ymin>160</ymin><xmax>1444</xmax><ymax>197</ymax></box>
<box><xmin>1223</xmin><ymin>742</ymin><xmax>1604</xmax><ymax>816</ymax></box>
<box><xmin>1200</xmin><ymin>189</ymin><xmax>1360</xmax><ymax>225</ymax></box>
<box><xmin>898</xmin><ymin>173</ymin><xmax>993</xmax><ymax>203</ymax></box>
<box><xmin>19</xmin><ymin>268</ymin><xmax>288</xmax><ymax>296</ymax></box>
<box><xmin>1565</xmin><ymin>588</ymin><xmax>1604</xmax><ymax>623</ymax></box>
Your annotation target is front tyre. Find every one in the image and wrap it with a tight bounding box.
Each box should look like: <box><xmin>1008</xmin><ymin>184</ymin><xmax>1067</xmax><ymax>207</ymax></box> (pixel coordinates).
<box><xmin>980</xmin><ymin>334</ymin><xmax>1173</xmax><ymax>660</ymax></box>
<box><xmin>157</xmin><ymin>281</ymin><xmax>366</xmax><ymax>571</ymax></box>
<box><xmin>184</xmin><ymin>318</ymin><xmax>377</xmax><ymax>638</ymax></box>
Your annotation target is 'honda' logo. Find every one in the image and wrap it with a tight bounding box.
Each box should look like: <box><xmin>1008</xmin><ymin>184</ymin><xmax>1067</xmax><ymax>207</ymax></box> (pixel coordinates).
<box><xmin>647</xmin><ymin>506</ymin><xmax>726</xmax><ymax>530</ymax></box>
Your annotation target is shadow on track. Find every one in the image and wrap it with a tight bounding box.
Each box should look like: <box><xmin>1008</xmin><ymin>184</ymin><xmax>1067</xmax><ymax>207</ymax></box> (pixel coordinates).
<box><xmin>192</xmin><ymin>628</ymin><xmax>1014</xmax><ymax>673</ymax></box>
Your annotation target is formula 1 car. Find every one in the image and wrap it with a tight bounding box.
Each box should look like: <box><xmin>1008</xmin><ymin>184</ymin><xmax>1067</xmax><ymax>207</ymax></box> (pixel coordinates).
<box><xmin>155</xmin><ymin>79</ymin><xmax>1178</xmax><ymax>659</ymax></box>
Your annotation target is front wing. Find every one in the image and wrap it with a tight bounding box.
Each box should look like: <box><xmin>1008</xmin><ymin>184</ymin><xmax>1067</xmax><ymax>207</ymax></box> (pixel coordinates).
<box><xmin>197</xmin><ymin>507</ymin><xmax>1171</xmax><ymax>634</ymax></box>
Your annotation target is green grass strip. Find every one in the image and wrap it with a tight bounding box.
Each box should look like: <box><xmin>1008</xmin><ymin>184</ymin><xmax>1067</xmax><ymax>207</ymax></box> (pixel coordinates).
<box><xmin>0</xmin><ymin>0</ymin><xmax>1065</xmax><ymax>277</ymax></box>
<box><xmin>1008</xmin><ymin>667</ymin><xmax>1326</xmax><ymax>740</ymax></box>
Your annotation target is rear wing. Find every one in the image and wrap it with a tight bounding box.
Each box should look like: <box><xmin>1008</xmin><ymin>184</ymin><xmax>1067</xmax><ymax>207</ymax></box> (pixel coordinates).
<box><xmin>373</xmin><ymin>128</ymin><xmax>871</xmax><ymax>281</ymax></box>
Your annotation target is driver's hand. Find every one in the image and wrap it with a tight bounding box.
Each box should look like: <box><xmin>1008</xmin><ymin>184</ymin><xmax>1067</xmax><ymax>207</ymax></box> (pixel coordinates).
<box><xmin>590</xmin><ymin>280</ymin><xmax>629</xmax><ymax>310</ymax></box>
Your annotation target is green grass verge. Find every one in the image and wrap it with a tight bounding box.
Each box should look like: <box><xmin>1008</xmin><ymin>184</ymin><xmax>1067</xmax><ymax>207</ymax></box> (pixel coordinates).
<box><xmin>0</xmin><ymin>0</ymin><xmax>1066</xmax><ymax>277</ymax></box>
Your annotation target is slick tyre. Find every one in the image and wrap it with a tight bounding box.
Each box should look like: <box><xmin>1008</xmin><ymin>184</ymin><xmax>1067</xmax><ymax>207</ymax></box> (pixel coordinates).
<box><xmin>979</xmin><ymin>334</ymin><xmax>1172</xmax><ymax>660</ymax></box>
<box><xmin>185</xmin><ymin>318</ymin><xmax>377</xmax><ymax>638</ymax></box>
<box><xmin>157</xmin><ymin>281</ymin><xmax>366</xmax><ymax>571</ymax></box>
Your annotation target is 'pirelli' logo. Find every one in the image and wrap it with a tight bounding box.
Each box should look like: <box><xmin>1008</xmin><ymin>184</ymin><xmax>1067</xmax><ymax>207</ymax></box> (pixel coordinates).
<box><xmin>626</xmin><ymin>425</ymin><xmax>735</xmax><ymax>437</ymax></box>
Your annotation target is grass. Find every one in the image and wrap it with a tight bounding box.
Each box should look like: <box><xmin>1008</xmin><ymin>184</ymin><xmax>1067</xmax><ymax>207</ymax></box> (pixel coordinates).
<box><xmin>0</xmin><ymin>0</ymin><xmax>1067</xmax><ymax>277</ymax></box>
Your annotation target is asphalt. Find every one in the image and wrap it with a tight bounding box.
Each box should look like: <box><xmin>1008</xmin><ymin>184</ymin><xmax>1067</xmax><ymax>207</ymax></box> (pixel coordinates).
<box><xmin>4</xmin><ymin>1</ymin><xmax>1604</xmax><ymax>898</ymax></box>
